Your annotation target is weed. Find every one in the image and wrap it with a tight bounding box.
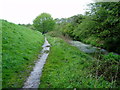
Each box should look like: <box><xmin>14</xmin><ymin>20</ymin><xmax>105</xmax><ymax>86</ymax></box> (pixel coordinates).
<box><xmin>91</xmin><ymin>53</ymin><xmax>120</xmax><ymax>87</ymax></box>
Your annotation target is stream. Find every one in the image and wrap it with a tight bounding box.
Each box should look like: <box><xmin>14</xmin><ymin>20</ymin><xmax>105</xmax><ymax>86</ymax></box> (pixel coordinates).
<box><xmin>69</xmin><ymin>41</ymin><xmax>108</xmax><ymax>55</ymax></box>
<box><xmin>23</xmin><ymin>37</ymin><xmax>50</xmax><ymax>88</ymax></box>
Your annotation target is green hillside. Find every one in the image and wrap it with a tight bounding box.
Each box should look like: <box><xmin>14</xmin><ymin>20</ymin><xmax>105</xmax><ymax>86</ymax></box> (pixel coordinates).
<box><xmin>2</xmin><ymin>20</ymin><xmax>44</xmax><ymax>88</ymax></box>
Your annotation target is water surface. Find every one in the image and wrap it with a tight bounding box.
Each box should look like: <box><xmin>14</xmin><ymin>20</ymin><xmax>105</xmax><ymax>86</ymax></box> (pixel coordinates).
<box><xmin>23</xmin><ymin>37</ymin><xmax>50</xmax><ymax>88</ymax></box>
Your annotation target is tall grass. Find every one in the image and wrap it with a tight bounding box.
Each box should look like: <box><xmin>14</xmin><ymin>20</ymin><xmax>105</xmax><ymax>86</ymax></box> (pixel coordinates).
<box><xmin>91</xmin><ymin>52</ymin><xmax>120</xmax><ymax>87</ymax></box>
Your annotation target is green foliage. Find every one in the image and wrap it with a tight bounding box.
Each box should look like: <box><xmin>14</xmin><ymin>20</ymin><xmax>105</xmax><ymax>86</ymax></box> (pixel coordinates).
<box><xmin>46</xmin><ymin>30</ymin><xmax>63</xmax><ymax>38</ymax></box>
<box><xmin>0</xmin><ymin>20</ymin><xmax>2</xmax><ymax>89</ymax></box>
<box><xmin>54</xmin><ymin>14</ymin><xmax>85</xmax><ymax>39</ymax></box>
<box><xmin>2</xmin><ymin>20</ymin><xmax>44</xmax><ymax>88</ymax></box>
<box><xmin>51</xmin><ymin>3</ymin><xmax>120</xmax><ymax>87</ymax></box>
<box><xmin>89</xmin><ymin>2</ymin><xmax>120</xmax><ymax>53</ymax></box>
<box><xmin>91</xmin><ymin>53</ymin><xmax>120</xmax><ymax>87</ymax></box>
<box><xmin>33</xmin><ymin>13</ymin><xmax>55</xmax><ymax>34</ymax></box>
<box><xmin>73</xmin><ymin>16</ymin><xmax>98</xmax><ymax>40</ymax></box>
<box><xmin>39</xmin><ymin>36</ymin><xmax>114</xmax><ymax>88</ymax></box>
<box><xmin>55</xmin><ymin>2</ymin><xmax>120</xmax><ymax>53</ymax></box>
<box><xmin>46</xmin><ymin>30</ymin><xmax>72</xmax><ymax>43</ymax></box>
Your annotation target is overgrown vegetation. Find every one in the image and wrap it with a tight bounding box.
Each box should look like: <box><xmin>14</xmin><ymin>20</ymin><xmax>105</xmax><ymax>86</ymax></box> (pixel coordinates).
<box><xmin>2</xmin><ymin>20</ymin><xmax>44</xmax><ymax>88</ymax></box>
<box><xmin>47</xmin><ymin>31</ymin><xmax>120</xmax><ymax>87</ymax></box>
<box><xmin>39</xmin><ymin>36</ymin><xmax>118</xmax><ymax>88</ymax></box>
<box><xmin>43</xmin><ymin>3</ymin><xmax>120</xmax><ymax>87</ymax></box>
<box><xmin>91</xmin><ymin>52</ymin><xmax>120</xmax><ymax>87</ymax></box>
<box><xmin>55</xmin><ymin>2</ymin><xmax>120</xmax><ymax>53</ymax></box>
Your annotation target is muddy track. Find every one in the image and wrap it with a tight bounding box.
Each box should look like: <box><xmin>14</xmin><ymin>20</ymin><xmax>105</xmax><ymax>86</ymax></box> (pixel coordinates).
<box><xmin>23</xmin><ymin>37</ymin><xmax>50</xmax><ymax>88</ymax></box>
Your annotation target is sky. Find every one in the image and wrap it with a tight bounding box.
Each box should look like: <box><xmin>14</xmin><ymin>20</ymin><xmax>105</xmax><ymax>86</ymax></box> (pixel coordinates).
<box><xmin>0</xmin><ymin>0</ymin><xmax>95</xmax><ymax>24</ymax></box>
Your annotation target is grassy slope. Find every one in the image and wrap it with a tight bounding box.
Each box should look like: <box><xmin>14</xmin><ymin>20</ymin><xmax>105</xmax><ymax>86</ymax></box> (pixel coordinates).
<box><xmin>2</xmin><ymin>20</ymin><xmax>44</xmax><ymax>88</ymax></box>
<box><xmin>39</xmin><ymin>36</ymin><xmax>113</xmax><ymax>88</ymax></box>
<box><xmin>0</xmin><ymin>20</ymin><xmax>2</xmax><ymax>89</ymax></box>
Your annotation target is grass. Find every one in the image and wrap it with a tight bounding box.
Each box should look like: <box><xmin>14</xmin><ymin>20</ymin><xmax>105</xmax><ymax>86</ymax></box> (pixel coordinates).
<box><xmin>47</xmin><ymin>30</ymin><xmax>72</xmax><ymax>42</ymax></box>
<box><xmin>2</xmin><ymin>20</ymin><xmax>44</xmax><ymax>88</ymax></box>
<box><xmin>0</xmin><ymin>20</ymin><xmax>2</xmax><ymax>89</ymax></box>
<box><xmin>39</xmin><ymin>36</ymin><xmax>114</xmax><ymax>88</ymax></box>
<box><xmin>80</xmin><ymin>36</ymin><xmax>120</xmax><ymax>87</ymax></box>
<box><xmin>2</xmin><ymin>19</ymin><xmax>119</xmax><ymax>88</ymax></box>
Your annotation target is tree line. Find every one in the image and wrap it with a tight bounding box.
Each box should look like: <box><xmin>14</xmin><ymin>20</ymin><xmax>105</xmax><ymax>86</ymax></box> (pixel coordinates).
<box><xmin>33</xmin><ymin>2</ymin><xmax>120</xmax><ymax>53</ymax></box>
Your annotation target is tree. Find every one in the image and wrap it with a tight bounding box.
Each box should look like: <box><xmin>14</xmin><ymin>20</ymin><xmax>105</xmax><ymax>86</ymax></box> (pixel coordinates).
<box><xmin>33</xmin><ymin>13</ymin><xmax>55</xmax><ymax>34</ymax></box>
<box><xmin>89</xmin><ymin>2</ymin><xmax>120</xmax><ymax>52</ymax></box>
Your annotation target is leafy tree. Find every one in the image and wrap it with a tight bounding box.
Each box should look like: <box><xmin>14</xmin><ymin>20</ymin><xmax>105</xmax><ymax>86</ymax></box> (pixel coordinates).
<box><xmin>89</xmin><ymin>2</ymin><xmax>120</xmax><ymax>52</ymax></box>
<box><xmin>33</xmin><ymin>13</ymin><xmax>55</xmax><ymax>34</ymax></box>
<box><xmin>53</xmin><ymin>2</ymin><xmax>120</xmax><ymax>53</ymax></box>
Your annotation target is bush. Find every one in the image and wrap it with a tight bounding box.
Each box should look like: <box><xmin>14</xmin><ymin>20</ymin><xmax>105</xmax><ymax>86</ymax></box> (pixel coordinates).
<box><xmin>92</xmin><ymin>53</ymin><xmax>120</xmax><ymax>86</ymax></box>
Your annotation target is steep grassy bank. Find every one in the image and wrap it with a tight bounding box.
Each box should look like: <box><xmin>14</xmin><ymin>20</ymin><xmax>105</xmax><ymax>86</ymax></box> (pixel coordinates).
<box><xmin>39</xmin><ymin>36</ymin><xmax>114</xmax><ymax>88</ymax></box>
<box><xmin>2</xmin><ymin>20</ymin><xmax>44</xmax><ymax>88</ymax></box>
<box><xmin>0</xmin><ymin>20</ymin><xmax>2</xmax><ymax>89</ymax></box>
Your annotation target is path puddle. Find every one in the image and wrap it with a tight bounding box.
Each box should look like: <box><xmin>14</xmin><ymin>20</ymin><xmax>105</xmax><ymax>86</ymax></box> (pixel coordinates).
<box><xmin>23</xmin><ymin>37</ymin><xmax>50</xmax><ymax>88</ymax></box>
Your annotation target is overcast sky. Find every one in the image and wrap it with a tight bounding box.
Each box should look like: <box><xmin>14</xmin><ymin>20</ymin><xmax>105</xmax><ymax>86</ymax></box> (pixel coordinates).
<box><xmin>0</xmin><ymin>0</ymin><xmax>95</xmax><ymax>24</ymax></box>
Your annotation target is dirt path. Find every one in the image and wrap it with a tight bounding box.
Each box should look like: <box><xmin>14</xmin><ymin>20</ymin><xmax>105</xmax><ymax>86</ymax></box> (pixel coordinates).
<box><xmin>23</xmin><ymin>37</ymin><xmax>50</xmax><ymax>88</ymax></box>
